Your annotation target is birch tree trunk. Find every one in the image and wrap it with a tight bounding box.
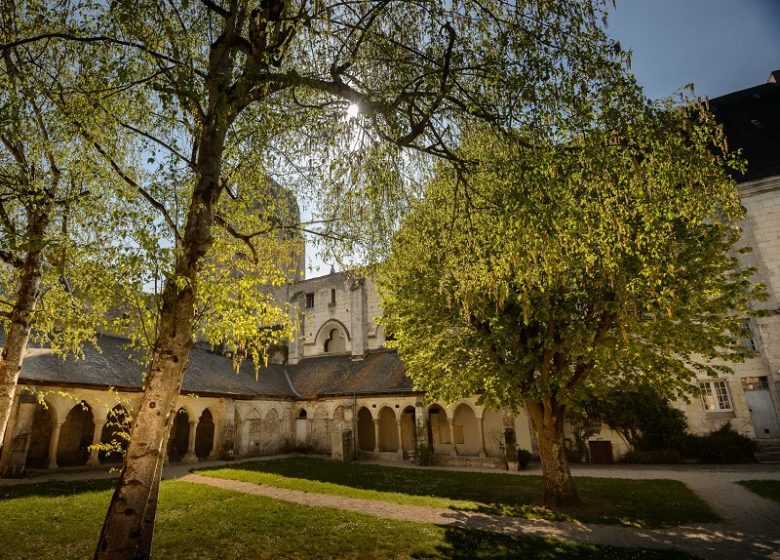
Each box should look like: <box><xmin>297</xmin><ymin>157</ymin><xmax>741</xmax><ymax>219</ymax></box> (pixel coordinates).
<box><xmin>93</xmin><ymin>119</ymin><xmax>228</xmax><ymax>559</ymax></box>
<box><xmin>0</xmin><ymin>210</ymin><xmax>51</xmax><ymax>448</ymax></box>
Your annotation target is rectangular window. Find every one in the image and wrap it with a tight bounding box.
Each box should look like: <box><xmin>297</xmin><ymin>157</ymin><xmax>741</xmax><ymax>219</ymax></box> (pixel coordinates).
<box><xmin>740</xmin><ymin>320</ymin><xmax>757</xmax><ymax>353</ymax></box>
<box><xmin>741</xmin><ymin>376</ymin><xmax>769</xmax><ymax>391</ymax></box>
<box><xmin>700</xmin><ymin>380</ymin><xmax>733</xmax><ymax>411</ymax></box>
<box><xmin>305</xmin><ymin>293</ymin><xmax>314</xmax><ymax>308</ymax></box>
<box><xmin>330</xmin><ymin>288</ymin><xmax>336</xmax><ymax>305</ymax></box>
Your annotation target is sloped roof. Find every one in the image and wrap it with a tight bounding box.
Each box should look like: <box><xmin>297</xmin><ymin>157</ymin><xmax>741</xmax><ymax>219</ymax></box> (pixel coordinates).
<box><xmin>9</xmin><ymin>334</ymin><xmax>296</xmax><ymax>399</ymax></box>
<box><xmin>286</xmin><ymin>350</ymin><xmax>414</xmax><ymax>398</ymax></box>
<box><xmin>709</xmin><ymin>80</ymin><xmax>780</xmax><ymax>183</ymax></box>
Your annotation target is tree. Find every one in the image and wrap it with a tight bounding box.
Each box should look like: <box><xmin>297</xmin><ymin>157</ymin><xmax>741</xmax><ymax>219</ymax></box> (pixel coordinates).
<box><xmin>0</xmin><ymin>0</ymin><xmax>130</xmax><ymax>452</ymax></box>
<box><xmin>3</xmin><ymin>0</ymin><xmax>640</xmax><ymax>556</ymax></box>
<box><xmin>378</xmin><ymin>104</ymin><xmax>763</xmax><ymax>506</ymax></box>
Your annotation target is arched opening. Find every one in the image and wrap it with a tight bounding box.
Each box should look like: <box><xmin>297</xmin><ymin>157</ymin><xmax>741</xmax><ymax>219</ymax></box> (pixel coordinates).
<box><xmin>401</xmin><ymin>406</ymin><xmax>417</xmax><ymax>454</ymax></box>
<box><xmin>25</xmin><ymin>403</ymin><xmax>54</xmax><ymax>469</ymax></box>
<box><xmin>310</xmin><ymin>406</ymin><xmax>330</xmax><ymax>452</ymax></box>
<box><xmin>262</xmin><ymin>408</ymin><xmax>281</xmax><ymax>452</ymax></box>
<box><xmin>99</xmin><ymin>404</ymin><xmax>130</xmax><ymax>464</ymax></box>
<box><xmin>195</xmin><ymin>409</ymin><xmax>215</xmax><ymax>460</ymax></box>
<box><xmin>57</xmin><ymin>402</ymin><xmax>94</xmax><ymax>467</ymax></box>
<box><xmin>357</xmin><ymin>407</ymin><xmax>375</xmax><ymax>452</ymax></box>
<box><xmin>427</xmin><ymin>405</ymin><xmax>450</xmax><ymax>454</ymax></box>
<box><xmin>323</xmin><ymin>328</ymin><xmax>346</xmax><ymax>353</ymax></box>
<box><xmin>295</xmin><ymin>409</ymin><xmax>308</xmax><ymax>445</ymax></box>
<box><xmin>168</xmin><ymin>408</ymin><xmax>190</xmax><ymax>462</ymax></box>
<box><xmin>244</xmin><ymin>408</ymin><xmax>262</xmax><ymax>455</ymax></box>
<box><xmin>377</xmin><ymin>407</ymin><xmax>398</xmax><ymax>452</ymax></box>
<box><xmin>453</xmin><ymin>403</ymin><xmax>480</xmax><ymax>456</ymax></box>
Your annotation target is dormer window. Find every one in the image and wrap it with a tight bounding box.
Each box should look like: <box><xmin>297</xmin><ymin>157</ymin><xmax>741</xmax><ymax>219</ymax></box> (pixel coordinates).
<box><xmin>305</xmin><ymin>293</ymin><xmax>314</xmax><ymax>309</ymax></box>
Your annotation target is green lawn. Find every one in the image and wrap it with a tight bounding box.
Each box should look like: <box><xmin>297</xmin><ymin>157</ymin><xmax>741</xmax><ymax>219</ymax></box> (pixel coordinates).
<box><xmin>199</xmin><ymin>458</ymin><xmax>719</xmax><ymax>528</ymax></box>
<box><xmin>736</xmin><ymin>480</ymin><xmax>780</xmax><ymax>504</ymax></box>
<box><xmin>0</xmin><ymin>479</ymin><xmax>697</xmax><ymax>560</ymax></box>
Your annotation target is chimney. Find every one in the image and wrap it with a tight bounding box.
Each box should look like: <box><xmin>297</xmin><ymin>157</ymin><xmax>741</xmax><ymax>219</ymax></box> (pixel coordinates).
<box><xmin>768</xmin><ymin>70</ymin><xmax>780</xmax><ymax>84</ymax></box>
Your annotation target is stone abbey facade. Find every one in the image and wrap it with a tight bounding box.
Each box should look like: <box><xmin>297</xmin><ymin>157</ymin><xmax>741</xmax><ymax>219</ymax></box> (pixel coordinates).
<box><xmin>1</xmin><ymin>74</ymin><xmax>780</xmax><ymax>477</ymax></box>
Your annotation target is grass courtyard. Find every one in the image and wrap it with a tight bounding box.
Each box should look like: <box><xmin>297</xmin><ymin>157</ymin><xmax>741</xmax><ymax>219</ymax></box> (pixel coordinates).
<box><xmin>736</xmin><ymin>480</ymin><xmax>780</xmax><ymax>504</ymax></box>
<box><xmin>199</xmin><ymin>457</ymin><xmax>719</xmax><ymax>528</ymax></box>
<box><xmin>0</xmin><ymin>478</ymin><xmax>698</xmax><ymax>560</ymax></box>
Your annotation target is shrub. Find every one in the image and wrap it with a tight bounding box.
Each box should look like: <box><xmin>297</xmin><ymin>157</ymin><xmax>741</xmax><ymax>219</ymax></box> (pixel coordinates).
<box><xmin>681</xmin><ymin>423</ymin><xmax>756</xmax><ymax>464</ymax></box>
<box><xmin>517</xmin><ymin>448</ymin><xmax>533</xmax><ymax>469</ymax></box>
<box><xmin>415</xmin><ymin>444</ymin><xmax>435</xmax><ymax>466</ymax></box>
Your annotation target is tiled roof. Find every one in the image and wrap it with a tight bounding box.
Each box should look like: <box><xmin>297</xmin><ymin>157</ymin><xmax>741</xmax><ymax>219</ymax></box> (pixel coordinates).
<box><xmin>286</xmin><ymin>350</ymin><xmax>414</xmax><ymax>398</ymax></box>
<box><xmin>709</xmin><ymin>80</ymin><xmax>780</xmax><ymax>183</ymax></box>
<box><xmin>9</xmin><ymin>334</ymin><xmax>297</xmax><ymax>399</ymax></box>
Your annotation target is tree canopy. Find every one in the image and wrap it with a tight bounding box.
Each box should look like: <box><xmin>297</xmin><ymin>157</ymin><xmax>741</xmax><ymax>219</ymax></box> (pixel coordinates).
<box><xmin>378</xmin><ymin>103</ymin><xmax>763</xmax><ymax>504</ymax></box>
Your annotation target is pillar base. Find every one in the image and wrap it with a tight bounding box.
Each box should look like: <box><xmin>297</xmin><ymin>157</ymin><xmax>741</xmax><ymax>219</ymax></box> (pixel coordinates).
<box><xmin>181</xmin><ymin>453</ymin><xmax>198</xmax><ymax>464</ymax></box>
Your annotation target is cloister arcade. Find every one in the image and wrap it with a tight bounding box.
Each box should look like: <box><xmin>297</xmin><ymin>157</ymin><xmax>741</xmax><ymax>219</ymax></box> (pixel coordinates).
<box><xmin>8</xmin><ymin>393</ymin><xmax>224</xmax><ymax>473</ymax></box>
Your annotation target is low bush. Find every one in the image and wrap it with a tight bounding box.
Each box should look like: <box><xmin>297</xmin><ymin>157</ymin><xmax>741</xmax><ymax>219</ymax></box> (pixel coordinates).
<box><xmin>679</xmin><ymin>423</ymin><xmax>756</xmax><ymax>464</ymax></box>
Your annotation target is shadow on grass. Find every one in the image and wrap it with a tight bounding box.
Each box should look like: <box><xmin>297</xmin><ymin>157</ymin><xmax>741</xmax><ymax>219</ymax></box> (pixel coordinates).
<box><xmin>413</xmin><ymin>528</ymin><xmax>697</xmax><ymax>560</ymax></box>
<box><xmin>0</xmin><ymin>478</ymin><xmax>116</xmax><ymax>500</ymax></box>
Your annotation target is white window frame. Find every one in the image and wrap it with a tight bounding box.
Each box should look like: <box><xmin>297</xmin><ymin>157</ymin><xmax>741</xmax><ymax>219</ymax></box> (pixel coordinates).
<box><xmin>699</xmin><ymin>380</ymin><xmax>733</xmax><ymax>412</ymax></box>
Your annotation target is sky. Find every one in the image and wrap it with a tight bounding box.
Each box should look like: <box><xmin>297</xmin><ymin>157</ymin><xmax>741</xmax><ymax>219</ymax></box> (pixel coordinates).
<box><xmin>304</xmin><ymin>0</ymin><xmax>780</xmax><ymax>279</ymax></box>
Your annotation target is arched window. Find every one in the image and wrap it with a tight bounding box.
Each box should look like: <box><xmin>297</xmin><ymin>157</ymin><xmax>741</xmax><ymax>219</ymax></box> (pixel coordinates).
<box><xmin>324</xmin><ymin>328</ymin><xmax>346</xmax><ymax>353</ymax></box>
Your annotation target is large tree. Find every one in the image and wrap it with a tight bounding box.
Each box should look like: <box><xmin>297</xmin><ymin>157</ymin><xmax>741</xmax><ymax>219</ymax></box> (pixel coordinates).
<box><xmin>3</xmin><ymin>0</ymin><xmax>641</xmax><ymax>556</ymax></box>
<box><xmin>0</xmin><ymin>0</ymin><xmax>131</xmax><ymax>451</ymax></box>
<box><xmin>378</xmin><ymin>106</ymin><xmax>763</xmax><ymax>506</ymax></box>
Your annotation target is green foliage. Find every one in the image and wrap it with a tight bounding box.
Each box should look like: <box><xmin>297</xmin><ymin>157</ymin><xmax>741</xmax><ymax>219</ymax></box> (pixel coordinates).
<box><xmin>680</xmin><ymin>423</ymin><xmax>756</xmax><ymax>464</ymax></box>
<box><xmin>517</xmin><ymin>448</ymin><xmax>533</xmax><ymax>469</ymax></box>
<box><xmin>379</xmin><ymin>105</ymin><xmax>762</xmax><ymax>413</ymax></box>
<box><xmin>574</xmin><ymin>386</ymin><xmax>689</xmax><ymax>452</ymax></box>
<box><xmin>415</xmin><ymin>443</ymin><xmax>435</xmax><ymax>466</ymax></box>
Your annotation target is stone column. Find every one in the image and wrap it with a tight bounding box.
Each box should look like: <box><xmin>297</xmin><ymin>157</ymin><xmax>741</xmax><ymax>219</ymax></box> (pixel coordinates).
<box><xmin>47</xmin><ymin>421</ymin><xmax>63</xmax><ymax>470</ymax></box>
<box><xmin>182</xmin><ymin>419</ymin><xmax>198</xmax><ymax>463</ymax></box>
<box><xmin>396</xmin><ymin>420</ymin><xmax>404</xmax><ymax>459</ymax></box>
<box><xmin>448</xmin><ymin>420</ymin><xmax>458</xmax><ymax>456</ymax></box>
<box><xmin>373</xmin><ymin>418</ymin><xmax>380</xmax><ymax>453</ymax></box>
<box><xmin>477</xmin><ymin>417</ymin><xmax>487</xmax><ymax>458</ymax></box>
<box><xmin>207</xmin><ymin>420</ymin><xmax>219</xmax><ymax>461</ymax></box>
<box><xmin>86</xmin><ymin>420</ymin><xmax>104</xmax><ymax>466</ymax></box>
<box><xmin>415</xmin><ymin>402</ymin><xmax>427</xmax><ymax>447</ymax></box>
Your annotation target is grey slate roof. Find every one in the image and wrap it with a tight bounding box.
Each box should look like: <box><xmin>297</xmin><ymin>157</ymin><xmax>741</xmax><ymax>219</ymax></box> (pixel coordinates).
<box><xmin>6</xmin><ymin>333</ymin><xmax>414</xmax><ymax>400</ymax></box>
<box><xmin>286</xmin><ymin>349</ymin><xmax>414</xmax><ymax>399</ymax></box>
<box><xmin>709</xmin><ymin>80</ymin><xmax>780</xmax><ymax>183</ymax></box>
<box><xmin>12</xmin><ymin>334</ymin><xmax>297</xmax><ymax>399</ymax></box>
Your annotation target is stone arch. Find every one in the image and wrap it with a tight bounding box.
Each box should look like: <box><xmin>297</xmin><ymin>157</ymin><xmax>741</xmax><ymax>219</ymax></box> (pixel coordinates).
<box><xmin>452</xmin><ymin>403</ymin><xmax>480</xmax><ymax>456</ymax></box>
<box><xmin>57</xmin><ymin>401</ymin><xmax>95</xmax><ymax>467</ymax></box>
<box><xmin>168</xmin><ymin>408</ymin><xmax>190</xmax><ymax>462</ymax></box>
<box><xmin>195</xmin><ymin>408</ymin><xmax>216</xmax><ymax>460</ymax></box>
<box><xmin>427</xmin><ymin>404</ymin><xmax>450</xmax><ymax>454</ymax></box>
<box><xmin>356</xmin><ymin>407</ymin><xmax>375</xmax><ymax>452</ymax></box>
<box><xmin>377</xmin><ymin>406</ymin><xmax>398</xmax><ymax>452</ymax></box>
<box><xmin>314</xmin><ymin>320</ymin><xmax>351</xmax><ymax>353</ymax></box>
<box><xmin>99</xmin><ymin>404</ymin><xmax>131</xmax><ymax>464</ymax></box>
<box><xmin>25</xmin><ymin>401</ymin><xmax>55</xmax><ymax>469</ymax></box>
<box><xmin>400</xmin><ymin>405</ymin><xmax>417</xmax><ymax>453</ymax></box>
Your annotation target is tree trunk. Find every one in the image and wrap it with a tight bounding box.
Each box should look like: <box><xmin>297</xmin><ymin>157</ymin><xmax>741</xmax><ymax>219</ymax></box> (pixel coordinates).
<box><xmin>93</xmin><ymin>121</ymin><xmax>227</xmax><ymax>560</ymax></box>
<box><xmin>526</xmin><ymin>399</ymin><xmax>579</xmax><ymax>507</ymax></box>
<box><xmin>0</xmin><ymin>212</ymin><xmax>50</xmax><ymax>450</ymax></box>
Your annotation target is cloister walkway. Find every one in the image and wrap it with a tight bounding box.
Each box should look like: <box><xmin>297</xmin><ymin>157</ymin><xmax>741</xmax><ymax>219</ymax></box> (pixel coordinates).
<box><xmin>3</xmin><ymin>456</ymin><xmax>779</xmax><ymax>559</ymax></box>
